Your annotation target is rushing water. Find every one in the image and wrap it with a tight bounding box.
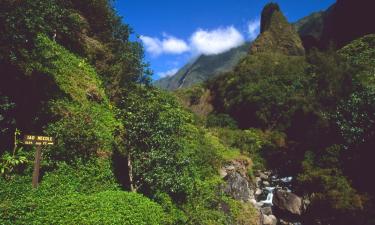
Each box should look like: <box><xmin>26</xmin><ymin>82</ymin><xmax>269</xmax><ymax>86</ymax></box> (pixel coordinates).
<box><xmin>255</xmin><ymin>174</ymin><xmax>302</xmax><ymax>225</ymax></box>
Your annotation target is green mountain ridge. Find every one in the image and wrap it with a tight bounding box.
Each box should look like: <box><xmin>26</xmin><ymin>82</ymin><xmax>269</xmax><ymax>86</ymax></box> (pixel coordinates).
<box><xmin>154</xmin><ymin>43</ymin><xmax>250</xmax><ymax>90</ymax></box>
<box><xmin>155</xmin><ymin>3</ymin><xmax>307</xmax><ymax>91</ymax></box>
<box><xmin>155</xmin><ymin>0</ymin><xmax>375</xmax><ymax>91</ymax></box>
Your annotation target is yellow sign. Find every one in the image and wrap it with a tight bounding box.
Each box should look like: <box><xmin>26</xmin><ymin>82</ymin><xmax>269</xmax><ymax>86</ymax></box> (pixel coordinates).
<box><xmin>23</xmin><ymin>135</ymin><xmax>54</xmax><ymax>146</ymax></box>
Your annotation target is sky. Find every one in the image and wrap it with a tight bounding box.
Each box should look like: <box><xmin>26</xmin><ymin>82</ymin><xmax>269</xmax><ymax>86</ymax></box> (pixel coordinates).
<box><xmin>114</xmin><ymin>0</ymin><xmax>335</xmax><ymax>80</ymax></box>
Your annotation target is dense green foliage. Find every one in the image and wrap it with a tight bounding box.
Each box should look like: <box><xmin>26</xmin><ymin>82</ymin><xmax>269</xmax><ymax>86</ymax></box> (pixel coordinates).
<box><xmin>206</xmin><ymin>113</ymin><xmax>238</xmax><ymax>129</ymax></box>
<box><xmin>2</xmin><ymin>0</ymin><xmax>374</xmax><ymax>224</ymax></box>
<box><xmin>209</xmin><ymin>53</ymin><xmax>309</xmax><ymax>129</ymax></box>
<box><xmin>120</xmin><ymin>87</ymin><xmax>195</xmax><ymax>198</ymax></box>
<box><xmin>200</xmin><ymin>7</ymin><xmax>375</xmax><ymax>222</ymax></box>
<box><xmin>0</xmin><ymin>160</ymin><xmax>166</xmax><ymax>225</ymax></box>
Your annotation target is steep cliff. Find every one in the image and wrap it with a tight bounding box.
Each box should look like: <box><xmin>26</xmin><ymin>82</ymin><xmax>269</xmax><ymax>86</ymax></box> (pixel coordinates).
<box><xmin>250</xmin><ymin>3</ymin><xmax>305</xmax><ymax>56</ymax></box>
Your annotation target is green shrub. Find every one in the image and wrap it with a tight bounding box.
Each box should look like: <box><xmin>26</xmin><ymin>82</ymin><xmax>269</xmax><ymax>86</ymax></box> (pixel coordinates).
<box><xmin>0</xmin><ymin>159</ymin><xmax>154</xmax><ymax>224</ymax></box>
<box><xmin>339</xmin><ymin>34</ymin><xmax>375</xmax><ymax>89</ymax></box>
<box><xmin>0</xmin><ymin>94</ymin><xmax>16</xmax><ymax>151</ymax></box>
<box><xmin>24</xmin><ymin>191</ymin><xmax>166</xmax><ymax>225</ymax></box>
<box><xmin>120</xmin><ymin>87</ymin><xmax>194</xmax><ymax>198</ymax></box>
<box><xmin>45</xmin><ymin>100</ymin><xmax>121</xmax><ymax>163</ymax></box>
<box><xmin>183</xmin><ymin>177</ymin><xmax>230</xmax><ymax>225</ymax></box>
<box><xmin>153</xmin><ymin>191</ymin><xmax>188</xmax><ymax>225</ymax></box>
<box><xmin>297</xmin><ymin>151</ymin><xmax>364</xmax><ymax>224</ymax></box>
<box><xmin>206</xmin><ymin>113</ymin><xmax>238</xmax><ymax>129</ymax></box>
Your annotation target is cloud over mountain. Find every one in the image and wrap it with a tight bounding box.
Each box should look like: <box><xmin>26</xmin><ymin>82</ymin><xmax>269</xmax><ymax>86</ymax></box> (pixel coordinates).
<box><xmin>140</xmin><ymin>35</ymin><xmax>190</xmax><ymax>56</ymax></box>
<box><xmin>140</xmin><ymin>26</ymin><xmax>246</xmax><ymax>57</ymax></box>
<box><xmin>190</xmin><ymin>26</ymin><xmax>245</xmax><ymax>55</ymax></box>
<box><xmin>248</xmin><ymin>19</ymin><xmax>260</xmax><ymax>40</ymax></box>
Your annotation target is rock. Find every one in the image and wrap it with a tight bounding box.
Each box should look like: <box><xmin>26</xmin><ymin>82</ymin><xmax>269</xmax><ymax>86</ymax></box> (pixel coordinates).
<box><xmin>250</xmin><ymin>3</ymin><xmax>305</xmax><ymax>56</ymax></box>
<box><xmin>273</xmin><ymin>190</ymin><xmax>303</xmax><ymax>215</ymax></box>
<box><xmin>226</xmin><ymin>165</ymin><xmax>236</xmax><ymax>172</ymax></box>
<box><xmin>260</xmin><ymin>172</ymin><xmax>269</xmax><ymax>180</ymax></box>
<box><xmin>264</xmin><ymin>171</ymin><xmax>272</xmax><ymax>176</ymax></box>
<box><xmin>223</xmin><ymin>172</ymin><xmax>254</xmax><ymax>202</ymax></box>
<box><xmin>262</xmin><ymin>181</ymin><xmax>270</xmax><ymax>186</ymax></box>
<box><xmin>250</xmin><ymin>198</ymin><xmax>258</xmax><ymax>206</ymax></box>
<box><xmin>262</xmin><ymin>214</ymin><xmax>277</xmax><ymax>225</ymax></box>
<box><xmin>255</xmin><ymin>177</ymin><xmax>262</xmax><ymax>187</ymax></box>
<box><xmin>219</xmin><ymin>168</ymin><xmax>227</xmax><ymax>178</ymax></box>
<box><xmin>255</xmin><ymin>188</ymin><xmax>263</xmax><ymax>195</ymax></box>
<box><xmin>302</xmin><ymin>195</ymin><xmax>311</xmax><ymax>212</ymax></box>
<box><xmin>261</xmin><ymin>206</ymin><xmax>273</xmax><ymax>215</ymax></box>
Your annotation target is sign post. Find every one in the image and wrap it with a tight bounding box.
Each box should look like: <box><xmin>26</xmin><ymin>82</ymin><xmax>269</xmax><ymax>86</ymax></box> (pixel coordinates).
<box><xmin>23</xmin><ymin>135</ymin><xmax>54</xmax><ymax>188</ymax></box>
<box><xmin>32</xmin><ymin>145</ymin><xmax>42</xmax><ymax>188</ymax></box>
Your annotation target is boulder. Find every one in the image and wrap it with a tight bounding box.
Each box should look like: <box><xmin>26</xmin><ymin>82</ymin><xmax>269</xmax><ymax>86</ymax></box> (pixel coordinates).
<box><xmin>273</xmin><ymin>190</ymin><xmax>303</xmax><ymax>215</ymax></box>
<box><xmin>262</xmin><ymin>181</ymin><xmax>270</xmax><ymax>186</ymax></box>
<box><xmin>255</xmin><ymin>188</ymin><xmax>263</xmax><ymax>195</ymax></box>
<box><xmin>261</xmin><ymin>206</ymin><xmax>273</xmax><ymax>215</ymax></box>
<box><xmin>255</xmin><ymin>177</ymin><xmax>262</xmax><ymax>187</ymax></box>
<box><xmin>223</xmin><ymin>172</ymin><xmax>254</xmax><ymax>202</ymax></box>
<box><xmin>262</xmin><ymin>214</ymin><xmax>277</xmax><ymax>225</ymax></box>
<box><xmin>259</xmin><ymin>172</ymin><xmax>269</xmax><ymax>180</ymax></box>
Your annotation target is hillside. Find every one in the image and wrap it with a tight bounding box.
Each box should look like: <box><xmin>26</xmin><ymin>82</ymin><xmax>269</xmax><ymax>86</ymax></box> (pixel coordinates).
<box><xmin>1</xmin><ymin>1</ymin><xmax>375</xmax><ymax>225</ymax></box>
<box><xmin>157</xmin><ymin>0</ymin><xmax>375</xmax><ymax>92</ymax></box>
<box><xmin>0</xmin><ymin>1</ymin><xmax>262</xmax><ymax>224</ymax></box>
<box><xmin>173</xmin><ymin>3</ymin><xmax>375</xmax><ymax>224</ymax></box>
<box><xmin>154</xmin><ymin>43</ymin><xmax>250</xmax><ymax>90</ymax></box>
<box><xmin>294</xmin><ymin>0</ymin><xmax>375</xmax><ymax>50</ymax></box>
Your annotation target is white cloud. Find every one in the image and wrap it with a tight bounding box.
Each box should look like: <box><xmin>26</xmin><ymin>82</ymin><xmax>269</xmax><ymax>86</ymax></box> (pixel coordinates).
<box><xmin>141</xmin><ymin>26</ymin><xmax>250</xmax><ymax>57</ymax></box>
<box><xmin>161</xmin><ymin>34</ymin><xmax>190</xmax><ymax>54</ymax></box>
<box><xmin>157</xmin><ymin>68</ymin><xmax>179</xmax><ymax>78</ymax></box>
<box><xmin>248</xmin><ymin>19</ymin><xmax>260</xmax><ymax>40</ymax></box>
<box><xmin>140</xmin><ymin>35</ymin><xmax>163</xmax><ymax>56</ymax></box>
<box><xmin>140</xmin><ymin>35</ymin><xmax>189</xmax><ymax>56</ymax></box>
<box><xmin>190</xmin><ymin>26</ymin><xmax>245</xmax><ymax>55</ymax></box>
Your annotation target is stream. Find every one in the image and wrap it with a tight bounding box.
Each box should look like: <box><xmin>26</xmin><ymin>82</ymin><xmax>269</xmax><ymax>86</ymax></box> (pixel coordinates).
<box><xmin>254</xmin><ymin>171</ymin><xmax>303</xmax><ymax>225</ymax></box>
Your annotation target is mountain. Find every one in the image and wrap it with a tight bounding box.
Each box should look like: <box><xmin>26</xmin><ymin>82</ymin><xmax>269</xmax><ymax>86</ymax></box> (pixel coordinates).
<box><xmin>294</xmin><ymin>0</ymin><xmax>375</xmax><ymax>50</ymax></box>
<box><xmin>293</xmin><ymin>11</ymin><xmax>325</xmax><ymax>49</ymax></box>
<box><xmin>250</xmin><ymin>3</ymin><xmax>305</xmax><ymax>56</ymax></box>
<box><xmin>154</xmin><ymin>43</ymin><xmax>250</xmax><ymax>90</ymax></box>
<box><xmin>155</xmin><ymin>3</ymin><xmax>305</xmax><ymax>91</ymax></box>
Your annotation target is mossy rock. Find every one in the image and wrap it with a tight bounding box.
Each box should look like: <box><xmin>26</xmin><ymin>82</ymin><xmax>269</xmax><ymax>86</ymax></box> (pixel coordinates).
<box><xmin>250</xmin><ymin>3</ymin><xmax>305</xmax><ymax>56</ymax></box>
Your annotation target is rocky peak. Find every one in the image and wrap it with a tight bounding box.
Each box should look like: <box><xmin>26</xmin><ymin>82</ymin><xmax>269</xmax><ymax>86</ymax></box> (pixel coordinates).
<box><xmin>260</xmin><ymin>3</ymin><xmax>281</xmax><ymax>33</ymax></box>
<box><xmin>250</xmin><ymin>3</ymin><xmax>305</xmax><ymax>56</ymax></box>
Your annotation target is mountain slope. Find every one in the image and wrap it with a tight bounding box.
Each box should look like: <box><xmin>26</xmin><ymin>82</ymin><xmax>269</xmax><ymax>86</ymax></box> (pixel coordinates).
<box><xmin>294</xmin><ymin>0</ymin><xmax>375</xmax><ymax>50</ymax></box>
<box><xmin>154</xmin><ymin>43</ymin><xmax>250</xmax><ymax>90</ymax></box>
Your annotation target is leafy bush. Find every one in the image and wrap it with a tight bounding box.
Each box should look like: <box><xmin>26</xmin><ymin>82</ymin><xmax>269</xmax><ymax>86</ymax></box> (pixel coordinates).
<box><xmin>0</xmin><ymin>159</ymin><xmax>167</xmax><ymax>225</ymax></box>
<box><xmin>0</xmin><ymin>151</ymin><xmax>28</xmax><ymax>179</ymax></box>
<box><xmin>297</xmin><ymin>151</ymin><xmax>364</xmax><ymax>225</ymax></box>
<box><xmin>0</xmin><ymin>0</ymin><xmax>83</xmax><ymax>70</ymax></box>
<box><xmin>339</xmin><ymin>34</ymin><xmax>375</xmax><ymax>89</ymax></box>
<box><xmin>45</xmin><ymin>100</ymin><xmax>121</xmax><ymax>163</ymax></box>
<box><xmin>183</xmin><ymin>177</ymin><xmax>232</xmax><ymax>225</ymax></box>
<box><xmin>0</xmin><ymin>95</ymin><xmax>15</xmax><ymax>135</ymax></box>
<box><xmin>332</xmin><ymin>88</ymin><xmax>375</xmax><ymax>195</ymax></box>
<box><xmin>0</xmin><ymin>95</ymin><xmax>15</xmax><ymax>151</ymax></box>
<box><xmin>24</xmin><ymin>191</ymin><xmax>166</xmax><ymax>225</ymax></box>
<box><xmin>153</xmin><ymin>191</ymin><xmax>188</xmax><ymax>225</ymax></box>
<box><xmin>120</xmin><ymin>87</ymin><xmax>195</xmax><ymax>198</ymax></box>
<box><xmin>206</xmin><ymin>113</ymin><xmax>238</xmax><ymax>129</ymax></box>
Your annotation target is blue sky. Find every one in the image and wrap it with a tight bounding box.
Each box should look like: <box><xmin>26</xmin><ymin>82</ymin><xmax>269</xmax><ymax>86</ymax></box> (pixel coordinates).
<box><xmin>115</xmin><ymin>0</ymin><xmax>335</xmax><ymax>80</ymax></box>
